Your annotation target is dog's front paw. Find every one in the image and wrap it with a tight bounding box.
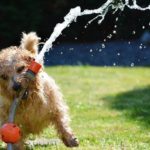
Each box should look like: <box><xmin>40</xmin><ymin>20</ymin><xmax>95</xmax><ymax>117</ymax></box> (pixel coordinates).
<box><xmin>62</xmin><ymin>136</ymin><xmax>79</xmax><ymax>147</ymax></box>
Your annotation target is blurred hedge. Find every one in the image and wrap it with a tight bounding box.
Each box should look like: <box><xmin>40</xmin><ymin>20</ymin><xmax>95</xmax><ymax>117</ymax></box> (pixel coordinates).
<box><xmin>0</xmin><ymin>0</ymin><xmax>150</xmax><ymax>48</ymax></box>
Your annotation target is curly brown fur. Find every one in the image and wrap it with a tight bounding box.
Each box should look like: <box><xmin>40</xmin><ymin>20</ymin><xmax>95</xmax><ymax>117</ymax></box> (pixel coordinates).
<box><xmin>0</xmin><ymin>32</ymin><xmax>79</xmax><ymax>149</ymax></box>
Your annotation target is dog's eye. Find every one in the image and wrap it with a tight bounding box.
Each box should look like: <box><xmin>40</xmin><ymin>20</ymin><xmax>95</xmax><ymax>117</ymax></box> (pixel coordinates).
<box><xmin>17</xmin><ymin>66</ymin><xmax>25</xmax><ymax>73</ymax></box>
<box><xmin>0</xmin><ymin>74</ymin><xmax>8</xmax><ymax>80</ymax></box>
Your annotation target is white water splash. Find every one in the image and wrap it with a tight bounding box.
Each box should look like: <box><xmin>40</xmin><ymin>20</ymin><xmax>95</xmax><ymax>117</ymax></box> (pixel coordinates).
<box><xmin>36</xmin><ymin>0</ymin><xmax>150</xmax><ymax>62</ymax></box>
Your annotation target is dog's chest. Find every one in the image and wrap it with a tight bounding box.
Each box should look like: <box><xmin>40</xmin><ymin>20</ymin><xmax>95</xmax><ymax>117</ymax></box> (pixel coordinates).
<box><xmin>15</xmin><ymin>98</ymin><xmax>50</xmax><ymax>133</ymax></box>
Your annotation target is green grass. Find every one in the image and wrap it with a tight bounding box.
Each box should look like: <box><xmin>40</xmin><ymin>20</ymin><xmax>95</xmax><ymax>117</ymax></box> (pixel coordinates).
<box><xmin>1</xmin><ymin>66</ymin><xmax>150</xmax><ymax>150</ymax></box>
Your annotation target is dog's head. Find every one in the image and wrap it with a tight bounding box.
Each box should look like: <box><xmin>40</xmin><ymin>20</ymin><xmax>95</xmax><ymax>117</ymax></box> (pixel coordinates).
<box><xmin>0</xmin><ymin>32</ymin><xmax>41</xmax><ymax>99</ymax></box>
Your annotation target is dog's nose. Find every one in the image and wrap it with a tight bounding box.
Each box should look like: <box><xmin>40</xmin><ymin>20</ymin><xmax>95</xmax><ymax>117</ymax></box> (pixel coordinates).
<box><xmin>12</xmin><ymin>81</ymin><xmax>22</xmax><ymax>91</ymax></box>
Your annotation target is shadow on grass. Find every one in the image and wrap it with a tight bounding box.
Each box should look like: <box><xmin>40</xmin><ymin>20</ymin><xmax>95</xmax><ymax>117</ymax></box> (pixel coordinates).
<box><xmin>104</xmin><ymin>85</ymin><xmax>150</xmax><ymax>126</ymax></box>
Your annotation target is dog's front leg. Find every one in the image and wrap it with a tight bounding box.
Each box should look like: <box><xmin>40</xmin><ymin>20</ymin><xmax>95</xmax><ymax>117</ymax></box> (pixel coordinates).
<box><xmin>51</xmin><ymin>110</ymin><xmax>79</xmax><ymax>147</ymax></box>
<box><xmin>48</xmin><ymin>86</ymin><xmax>79</xmax><ymax>147</ymax></box>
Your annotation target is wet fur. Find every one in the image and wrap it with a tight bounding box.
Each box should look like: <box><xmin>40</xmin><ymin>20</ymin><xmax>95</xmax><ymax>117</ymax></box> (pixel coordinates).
<box><xmin>0</xmin><ymin>32</ymin><xmax>79</xmax><ymax>149</ymax></box>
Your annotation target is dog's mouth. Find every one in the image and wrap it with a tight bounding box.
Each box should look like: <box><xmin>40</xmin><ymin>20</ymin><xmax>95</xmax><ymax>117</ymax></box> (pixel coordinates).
<box><xmin>13</xmin><ymin>87</ymin><xmax>29</xmax><ymax>100</ymax></box>
<box><xmin>12</xmin><ymin>75</ymin><xmax>30</xmax><ymax>100</ymax></box>
<box><xmin>12</xmin><ymin>81</ymin><xmax>29</xmax><ymax>100</ymax></box>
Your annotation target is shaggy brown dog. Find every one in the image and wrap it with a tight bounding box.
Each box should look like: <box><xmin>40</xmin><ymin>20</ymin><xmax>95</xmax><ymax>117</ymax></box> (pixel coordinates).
<box><xmin>0</xmin><ymin>32</ymin><xmax>79</xmax><ymax>149</ymax></box>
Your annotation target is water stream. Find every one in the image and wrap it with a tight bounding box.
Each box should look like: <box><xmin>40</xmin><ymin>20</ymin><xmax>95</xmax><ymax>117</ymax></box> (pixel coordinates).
<box><xmin>36</xmin><ymin>0</ymin><xmax>150</xmax><ymax>63</ymax></box>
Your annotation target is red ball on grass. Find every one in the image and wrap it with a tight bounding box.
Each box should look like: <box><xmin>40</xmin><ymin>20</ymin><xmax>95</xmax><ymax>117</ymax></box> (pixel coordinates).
<box><xmin>0</xmin><ymin>123</ymin><xmax>21</xmax><ymax>143</ymax></box>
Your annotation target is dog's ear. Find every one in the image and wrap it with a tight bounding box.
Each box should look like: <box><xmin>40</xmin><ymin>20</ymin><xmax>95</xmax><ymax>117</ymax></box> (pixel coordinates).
<box><xmin>20</xmin><ymin>32</ymin><xmax>41</xmax><ymax>55</ymax></box>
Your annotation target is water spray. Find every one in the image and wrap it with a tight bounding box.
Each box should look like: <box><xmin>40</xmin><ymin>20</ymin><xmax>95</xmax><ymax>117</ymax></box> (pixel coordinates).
<box><xmin>36</xmin><ymin>0</ymin><xmax>150</xmax><ymax>63</ymax></box>
<box><xmin>0</xmin><ymin>61</ymin><xmax>41</xmax><ymax>150</ymax></box>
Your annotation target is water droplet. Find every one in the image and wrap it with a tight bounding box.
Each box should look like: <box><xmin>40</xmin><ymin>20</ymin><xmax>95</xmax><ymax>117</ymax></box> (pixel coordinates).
<box><xmin>60</xmin><ymin>52</ymin><xmax>63</xmax><ymax>55</ymax></box>
<box><xmin>113</xmin><ymin>62</ymin><xmax>116</xmax><ymax>66</ymax></box>
<box><xmin>128</xmin><ymin>41</ymin><xmax>131</xmax><ymax>45</ymax></box>
<box><xmin>117</xmin><ymin>53</ymin><xmax>120</xmax><ymax>56</ymax></box>
<box><xmin>69</xmin><ymin>48</ymin><xmax>74</xmax><ymax>51</ymax></box>
<box><xmin>132</xmin><ymin>30</ymin><xmax>136</xmax><ymax>35</ymax></box>
<box><xmin>99</xmin><ymin>49</ymin><xmax>102</xmax><ymax>52</ymax></box>
<box><xmin>115</xmin><ymin>17</ymin><xmax>119</xmax><ymax>22</ymax></box>
<box><xmin>131</xmin><ymin>63</ymin><xmax>134</xmax><ymax>67</ymax></box>
<box><xmin>103</xmin><ymin>39</ymin><xmax>106</xmax><ymax>42</ymax></box>
<box><xmin>74</xmin><ymin>37</ymin><xmax>78</xmax><ymax>40</ymax></box>
<box><xmin>90</xmin><ymin>49</ymin><xmax>93</xmax><ymax>53</ymax></box>
<box><xmin>102</xmin><ymin>44</ymin><xmax>105</xmax><ymax>49</ymax></box>
<box><xmin>113</xmin><ymin>30</ymin><xmax>117</xmax><ymax>34</ymax></box>
<box><xmin>107</xmin><ymin>34</ymin><xmax>112</xmax><ymax>39</ymax></box>
<box><xmin>114</xmin><ymin>25</ymin><xmax>117</xmax><ymax>28</ymax></box>
<box><xmin>142</xmin><ymin>26</ymin><xmax>145</xmax><ymax>29</ymax></box>
<box><xmin>139</xmin><ymin>45</ymin><xmax>143</xmax><ymax>49</ymax></box>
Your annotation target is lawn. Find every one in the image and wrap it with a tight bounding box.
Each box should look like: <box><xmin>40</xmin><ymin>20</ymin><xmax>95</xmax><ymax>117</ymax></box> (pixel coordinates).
<box><xmin>1</xmin><ymin>66</ymin><xmax>150</xmax><ymax>150</ymax></box>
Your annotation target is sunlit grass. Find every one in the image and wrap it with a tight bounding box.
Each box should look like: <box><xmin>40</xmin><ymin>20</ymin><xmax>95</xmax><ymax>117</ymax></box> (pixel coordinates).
<box><xmin>1</xmin><ymin>66</ymin><xmax>150</xmax><ymax>149</ymax></box>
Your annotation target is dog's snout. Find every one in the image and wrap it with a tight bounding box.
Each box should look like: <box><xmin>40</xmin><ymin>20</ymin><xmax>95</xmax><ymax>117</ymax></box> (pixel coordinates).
<box><xmin>12</xmin><ymin>81</ymin><xmax>22</xmax><ymax>91</ymax></box>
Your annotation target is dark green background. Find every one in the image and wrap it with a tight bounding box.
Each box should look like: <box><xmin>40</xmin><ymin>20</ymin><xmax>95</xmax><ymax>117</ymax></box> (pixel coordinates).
<box><xmin>0</xmin><ymin>0</ymin><xmax>150</xmax><ymax>49</ymax></box>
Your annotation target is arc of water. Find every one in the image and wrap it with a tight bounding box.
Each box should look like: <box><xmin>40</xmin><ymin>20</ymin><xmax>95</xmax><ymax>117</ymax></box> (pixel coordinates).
<box><xmin>36</xmin><ymin>0</ymin><xmax>113</xmax><ymax>62</ymax></box>
<box><xmin>36</xmin><ymin>0</ymin><xmax>150</xmax><ymax>62</ymax></box>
